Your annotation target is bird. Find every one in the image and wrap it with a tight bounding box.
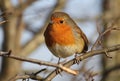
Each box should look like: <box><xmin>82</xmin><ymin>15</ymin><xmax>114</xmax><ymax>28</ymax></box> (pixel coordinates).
<box><xmin>44</xmin><ymin>12</ymin><xmax>88</xmax><ymax>63</ymax></box>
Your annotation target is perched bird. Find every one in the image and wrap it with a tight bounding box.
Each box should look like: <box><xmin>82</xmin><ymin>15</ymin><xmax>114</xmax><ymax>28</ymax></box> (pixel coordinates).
<box><xmin>44</xmin><ymin>12</ymin><xmax>88</xmax><ymax>63</ymax></box>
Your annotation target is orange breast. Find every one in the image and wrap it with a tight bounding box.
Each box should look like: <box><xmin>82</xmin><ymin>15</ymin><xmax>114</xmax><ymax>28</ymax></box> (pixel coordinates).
<box><xmin>45</xmin><ymin>23</ymin><xmax>75</xmax><ymax>46</ymax></box>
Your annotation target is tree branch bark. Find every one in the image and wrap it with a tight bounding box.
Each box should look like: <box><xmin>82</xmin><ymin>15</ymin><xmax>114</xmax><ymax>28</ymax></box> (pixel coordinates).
<box><xmin>0</xmin><ymin>44</ymin><xmax>120</xmax><ymax>80</ymax></box>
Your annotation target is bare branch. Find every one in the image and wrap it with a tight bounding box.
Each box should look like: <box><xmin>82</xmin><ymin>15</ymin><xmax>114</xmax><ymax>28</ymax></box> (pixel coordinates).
<box><xmin>0</xmin><ymin>51</ymin><xmax>78</xmax><ymax>75</ymax></box>
<box><xmin>11</xmin><ymin>0</ymin><xmax>36</xmax><ymax>16</ymax></box>
<box><xmin>91</xmin><ymin>25</ymin><xmax>120</xmax><ymax>50</ymax></box>
<box><xmin>9</xmin><ymin>73</ymin><xmax>42</xmax><ymax>81</ymax></box>
<box><xmin>9</xmin><ymin>68</ymin><xmax>47</xmax><ymax>81</ymax></box>
<box><xmin>44</xmin><ymin>44</ymin><xmax>120</xmax><ymax>81</ymax></box>
<box><xmin>0</xmin><ymin>44</ymin><xmax>120</xmax><ymax>80</ymax></box>
<box><xmin>0</xmin><ymin>20</ymin><xmax>7</xmax><ymax>25</ymax></box>
<box><xmin>20</xmin><ymin>28</ymin><xmax>45</xmax><ymax>56</ymax></box>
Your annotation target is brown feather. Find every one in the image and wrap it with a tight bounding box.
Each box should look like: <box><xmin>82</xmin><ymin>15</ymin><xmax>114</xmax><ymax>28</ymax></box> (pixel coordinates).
<box><xmin>73</xmin><ymin>26</ymin><xmax>89</xmax><ymax>52</ymax></box>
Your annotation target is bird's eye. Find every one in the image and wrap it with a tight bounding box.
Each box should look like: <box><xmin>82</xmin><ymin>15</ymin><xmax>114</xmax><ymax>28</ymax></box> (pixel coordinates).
<box><xmin>59</xmin><ymin>20</ymin><xmax>64</xmax><ymax>24</ymax></box>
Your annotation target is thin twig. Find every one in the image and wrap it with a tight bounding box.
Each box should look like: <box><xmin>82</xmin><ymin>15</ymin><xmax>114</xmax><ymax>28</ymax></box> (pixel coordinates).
<box><xmin>0</xmin><ymin>51</ymin><xmax>78</xmax><ymax>75</ymax></box>
<box><xmin>44</xmin><ymin>44</ymin><xmax>120</xmax><ymax>81</ymax></box>
<box><xmin>0</xmin><ymin>44</ymin><xmax>120</xmax><ymax>81</ymax></box>
<box><xmin>91</xmin><ymin>26</ymin><xmax>120</xmax><ymax>50</ymax></box>
<box><xmin>9</xmin><ymin>73</ymin><xmax>42</xmax><ymax>81</ymax></box>
<box><xmin>34</xmin><ymin>68</ymin><xmax>47</xmax><ymax>75</ymax></box>
<box><xmin>0</xmin><ymin>20</ymin><xmax>7</xmax><ymax>25</ymax></box>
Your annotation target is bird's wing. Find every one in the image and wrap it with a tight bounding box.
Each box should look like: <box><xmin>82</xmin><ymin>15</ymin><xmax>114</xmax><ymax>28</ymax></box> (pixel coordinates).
<box><xmin>74</xmin><ymin>26</ymin><xmax>89</xmax><ymax>52</ymax></box>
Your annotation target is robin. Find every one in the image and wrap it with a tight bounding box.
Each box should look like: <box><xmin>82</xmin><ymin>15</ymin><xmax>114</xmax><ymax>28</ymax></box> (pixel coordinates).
<box><xmin>44</xmin><ymin>12</ymin><xmax>88</xmax><ymax>63</ymax></box>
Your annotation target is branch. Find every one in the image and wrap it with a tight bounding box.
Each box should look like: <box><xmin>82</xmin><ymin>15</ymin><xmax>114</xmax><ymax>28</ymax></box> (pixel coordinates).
<box><xmin>0</xmin><ymin>20</ymin><xmax>7</xmax><ymax>25</ymax></box>
<box><xmin>13</xmin><ymin>0</ymin><xmax>36</xmax><ymax>15</ymax></box>
<box><xmin>91</xmin><ymin>24</ymin><xmax>120</xmax><ymax>50</ymax></box>
<box><xmin>9</xmin><ymin>73</ymin><xmax>42</xmax><ymax>81</ymax></box>
<box><xmin>44</xmin><ymin>44</ymin><xmax>120</xmax><ymax>81</ymax></box>
<box><xmin>0</xmin><ymin>51</ymin><xmax>78</xmax><ymax>75</ymax></box>
<box><xmin>0</xmin><ymin>44</ymin><xmax>120</xmax><ymax>80</ymax></box>
<box><xmin>9</xmin><ymin>68</ymin><xmax>47</xmax><ymax>81</ymax></box>
<box><xmin>20</xmin><ymin>27</ymin><xmax>45</xmax><ymax>56</ymax></box>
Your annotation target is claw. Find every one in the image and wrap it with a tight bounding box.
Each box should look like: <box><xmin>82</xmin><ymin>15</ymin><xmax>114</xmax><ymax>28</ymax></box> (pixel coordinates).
<box><xmin>73</xmin><ymin>57</ymin><xmax>80</xmax><ymax>64</ymax></box>
<box><xmin>55</xmin><ymin>68</ymin><xmax>62</xmax><ymax>75</ymax></box>
<box><xmin>73</xmin><ymin>54</ymin><xmax>81</xmax><ymax>64</ymax></box>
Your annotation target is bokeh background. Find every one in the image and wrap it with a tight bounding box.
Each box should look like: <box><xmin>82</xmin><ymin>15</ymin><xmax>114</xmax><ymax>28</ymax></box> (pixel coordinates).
<box><xmin>0</xmin><ymin>0</ymin><xmax>120</xmax><ymax>81</ymax></box>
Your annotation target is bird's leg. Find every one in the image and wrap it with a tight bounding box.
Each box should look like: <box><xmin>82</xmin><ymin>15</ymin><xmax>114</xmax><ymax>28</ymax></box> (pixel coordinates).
<box><xmin>56</xmin><ymin>57</ymin><xmax>62</xmax><ymax>75</ymax></box>
<box><xmin>57</xmin><ymin>57</ymin><xmax>61</xmax><ymax>64</ymax></box>
<box><xmin>58</xmin><ymin>57</ymin><xmax>67</xmax><ymax>64</ymax></box>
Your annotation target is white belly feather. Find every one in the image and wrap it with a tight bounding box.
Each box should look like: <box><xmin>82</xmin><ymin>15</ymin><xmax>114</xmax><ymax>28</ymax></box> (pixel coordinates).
<box><xmin>48</xmin><ymin>43</ymin><xmax>83</xmax><ymax>58</ymax></box>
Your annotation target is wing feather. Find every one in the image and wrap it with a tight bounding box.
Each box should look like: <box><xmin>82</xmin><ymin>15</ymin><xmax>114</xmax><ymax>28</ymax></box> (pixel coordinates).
<box><xmin>74</xmin><ymin>26</ymin><xmax>88</xmax><ymax>52</ymax></box>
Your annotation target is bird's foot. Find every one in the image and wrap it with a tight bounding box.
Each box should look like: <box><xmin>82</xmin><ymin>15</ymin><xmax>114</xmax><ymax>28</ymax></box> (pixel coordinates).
<box><xmin>55</xmin><ymin>57</ymin><xmax>63</xmax><ymax>75</ymax></box>
<box><xmin>73</xmin><ymin>54</ymin><xmax>81</xmax><ymax>64</ymax></box>
<box><xmin>55</xmin><ymin>67</ymin><xmax>62</xmax><ymax>75</ymax></box>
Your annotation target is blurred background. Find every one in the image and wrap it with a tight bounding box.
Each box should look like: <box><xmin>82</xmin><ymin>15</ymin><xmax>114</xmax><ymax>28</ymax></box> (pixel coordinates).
<box><xmin>0</xmin><ymin>0</ymin><xmax>120</xmax><ymax>81</ymax></box>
